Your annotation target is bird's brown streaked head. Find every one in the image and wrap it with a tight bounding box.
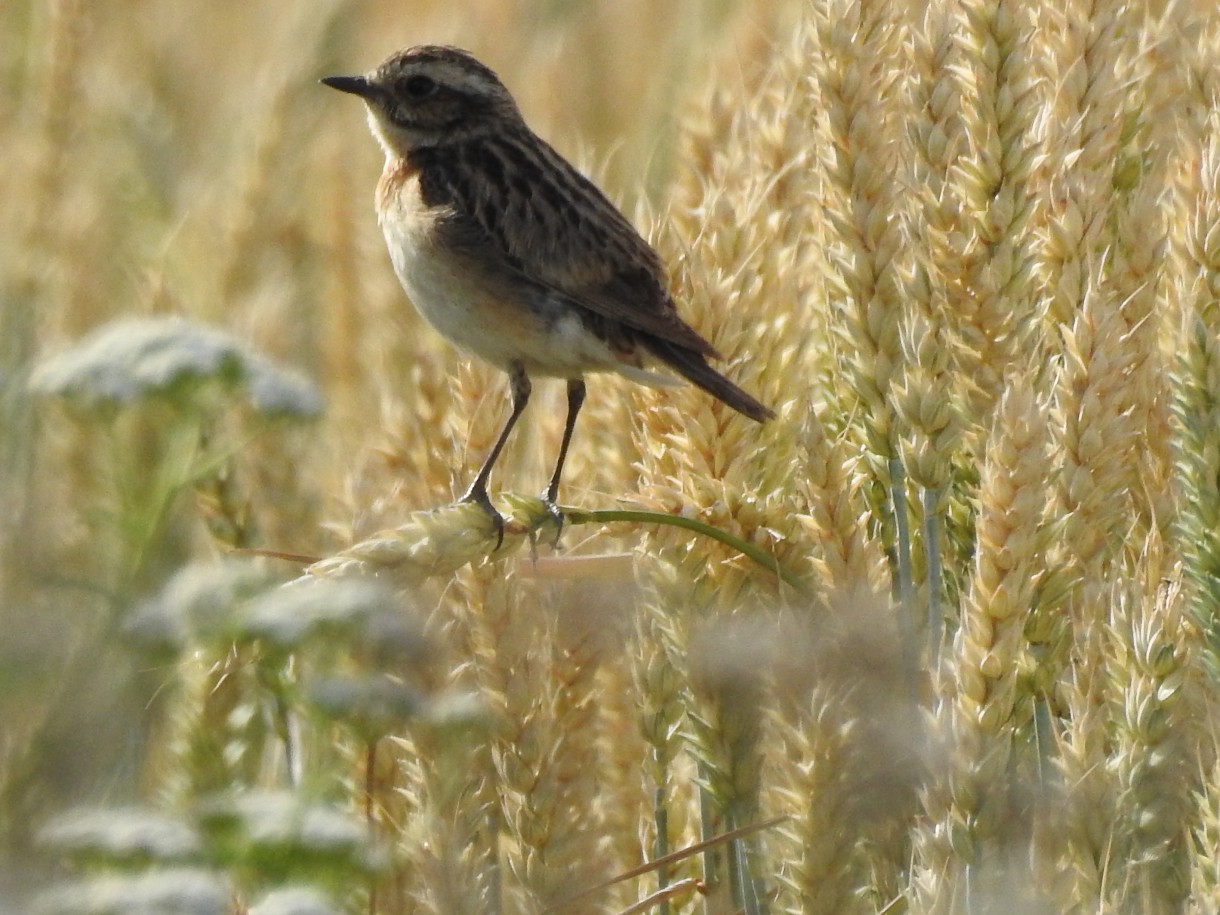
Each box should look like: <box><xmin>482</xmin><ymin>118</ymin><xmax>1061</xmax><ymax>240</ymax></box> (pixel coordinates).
<box><xmin>322</xmin><ymin>45</ymin><xmax>522</xmax><ymax>157</ymax></box>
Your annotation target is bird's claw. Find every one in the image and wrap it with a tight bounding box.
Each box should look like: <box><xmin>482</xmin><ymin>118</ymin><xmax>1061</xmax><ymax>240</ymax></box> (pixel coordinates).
<box><xmin>462</xmin><ymin>486</ymin><xmax>506</xmax><ymax>550</ymax></box>
<box><xmin>540</xmin><ymin>493</ymin><xmax>564</xmax><ymax>547</ymax></box>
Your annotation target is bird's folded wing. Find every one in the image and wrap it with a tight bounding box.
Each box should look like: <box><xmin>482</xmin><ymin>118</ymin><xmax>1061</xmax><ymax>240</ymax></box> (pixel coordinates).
<box><xmin>420</xmin><ymin>137</ymin><xmax>720</xmax><ymax>358</ymax></box>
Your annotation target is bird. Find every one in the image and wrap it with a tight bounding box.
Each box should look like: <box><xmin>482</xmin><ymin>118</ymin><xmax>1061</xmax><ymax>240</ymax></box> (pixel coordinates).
<box><xmin>321</xmin><ymin>45</ymin><xmax>772</xmax><ymax>540</ymax></box>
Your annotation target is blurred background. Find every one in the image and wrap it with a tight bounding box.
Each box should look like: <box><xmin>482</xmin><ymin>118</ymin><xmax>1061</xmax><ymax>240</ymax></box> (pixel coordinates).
<box><xmin>0</xmin><ymin>0</ymin><xmax>796</xmax><ymax>903</ymax></box>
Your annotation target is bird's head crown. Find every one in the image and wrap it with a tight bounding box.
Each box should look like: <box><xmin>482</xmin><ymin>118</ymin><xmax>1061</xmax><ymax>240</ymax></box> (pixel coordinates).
<box><xmin>322</xmin><ymin>45</ymin><xmax>521</xmax><ymax>156</ymax></box>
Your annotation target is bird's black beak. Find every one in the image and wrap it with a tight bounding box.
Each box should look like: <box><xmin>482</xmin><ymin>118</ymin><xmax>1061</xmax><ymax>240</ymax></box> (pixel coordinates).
<box><xmin>320</xmin><ymin>75</ymin><xmax>378</xmax><ymax>99</ymax></box>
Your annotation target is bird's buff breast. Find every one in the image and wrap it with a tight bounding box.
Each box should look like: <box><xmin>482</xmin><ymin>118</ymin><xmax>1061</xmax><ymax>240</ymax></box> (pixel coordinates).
<box><xmin>377</xmin><ymin>172</ymin><xmax>631</xmax><ymax>379</ymax></box>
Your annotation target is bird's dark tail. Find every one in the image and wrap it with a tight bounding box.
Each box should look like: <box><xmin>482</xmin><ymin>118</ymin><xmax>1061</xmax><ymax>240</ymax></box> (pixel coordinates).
<box><xmin>644</xmin><ymin>339</ymin><xmax>774</xmax><ymax>422</ymax></box>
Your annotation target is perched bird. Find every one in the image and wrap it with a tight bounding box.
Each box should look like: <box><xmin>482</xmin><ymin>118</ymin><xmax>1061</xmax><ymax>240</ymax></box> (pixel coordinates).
<box><xmin>322</xmin><ymin>45</ymin><xmax>772</xmax><ymax>538</ymax></box>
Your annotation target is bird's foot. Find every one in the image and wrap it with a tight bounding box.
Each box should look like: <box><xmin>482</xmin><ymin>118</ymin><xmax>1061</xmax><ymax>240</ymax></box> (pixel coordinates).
<box><xmin>461</xmin><ymin>485</ymin><xmax>505</xmax><ymax>550</ymax></box>
<box><xmin>540</xmin><ymin>491</ymin><xmax>565</xmax><ymax>548</ymax></box>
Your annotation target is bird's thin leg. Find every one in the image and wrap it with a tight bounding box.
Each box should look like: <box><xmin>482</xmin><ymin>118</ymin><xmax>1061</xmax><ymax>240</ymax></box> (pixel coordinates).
<box><xmin>462</xmin><ymin>363</ymin><xmax>530</xmax><ymax>546</ymax></box>
<box><xmin>541</xmin><ymin>377</ymin><xmax>586</xmax><ymax>539</ymax></box>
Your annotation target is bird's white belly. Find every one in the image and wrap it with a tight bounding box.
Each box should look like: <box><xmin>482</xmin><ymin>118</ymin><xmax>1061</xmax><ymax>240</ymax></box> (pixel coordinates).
<box><xmin>381</xmin><ymin>210</ymin><xmax>652</xmax><ymax>381</ymax></box>
<box><xmin>383</xmin><ymin>219</ymin><xmax>510</xmax><ymax>358</ymax></box>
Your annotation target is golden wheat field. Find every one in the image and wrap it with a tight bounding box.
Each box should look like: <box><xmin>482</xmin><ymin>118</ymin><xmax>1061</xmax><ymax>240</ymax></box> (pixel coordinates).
<box><xmin>6</xmin><ymin>0</ymin><xmax>1220</xmax><ymax>912</ymax></box>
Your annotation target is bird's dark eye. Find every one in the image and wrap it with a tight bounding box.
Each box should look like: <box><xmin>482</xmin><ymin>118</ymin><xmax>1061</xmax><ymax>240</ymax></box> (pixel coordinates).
<box><xmin>399</xmin><ymin>74</ymin><xmax>437</xmax><ymax>99</ymax></box>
